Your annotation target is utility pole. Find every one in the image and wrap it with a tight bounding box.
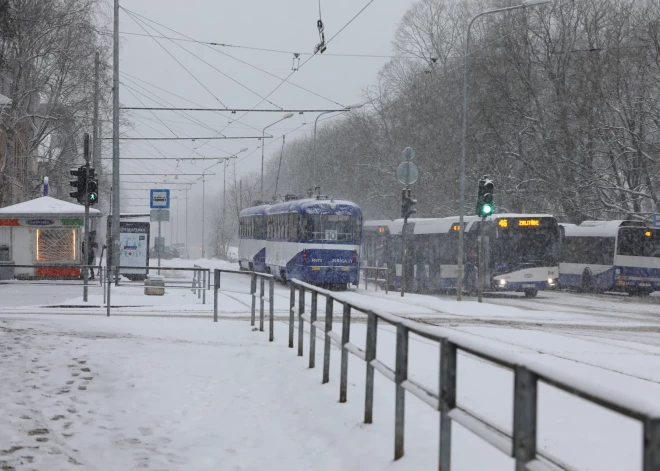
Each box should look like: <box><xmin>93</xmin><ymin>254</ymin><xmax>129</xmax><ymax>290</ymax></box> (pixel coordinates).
<box><xmin>112</xmin><ymin>0</ymin><xmax>120</xmax><ymax>285</ymax></box>
<box><xmin>202</xmin><ymin>174</ymin><xmax>205</xmax><ymax>258</ymax></box>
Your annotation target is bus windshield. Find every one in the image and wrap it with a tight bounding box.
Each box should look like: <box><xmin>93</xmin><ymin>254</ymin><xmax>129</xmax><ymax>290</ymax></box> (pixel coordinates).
<box><xmin>617</xmin><ymin>228</ymin><xmax>660</xmax><ymax>258</ymax></box>
<box><xmin>491</xmin><ymin>224</ymin><xmax>560</xmax><ymax>269</ymax></box>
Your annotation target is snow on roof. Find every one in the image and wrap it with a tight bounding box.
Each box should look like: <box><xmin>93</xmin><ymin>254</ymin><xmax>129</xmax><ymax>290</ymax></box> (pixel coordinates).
<box><xmin>0</xmin><ymin>93</ymin><xmax>11</xmax><ymax>106</ymax></box>
<box><xmin>0</xmin><ymin>196</ymin><xmax>100</xmax><ymax>218</ymax></box>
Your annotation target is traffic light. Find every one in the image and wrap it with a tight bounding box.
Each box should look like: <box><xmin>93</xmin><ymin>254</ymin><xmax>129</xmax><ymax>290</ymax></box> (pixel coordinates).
<box><xmin>476</xmin><ymin>176</ymin><xmax>494</xmax><ymax>217</ymax></box>
<box><xmin>87</xmin><ymin>178</ymin><xmax>98</xmax><ymax>205</ymax></box>
<box><xmin>69</xmin><ymin>166</ymin><xmax>86</xmax><ymax>203</ymax></box>
<box><xmin>401</xmin><ymin>188</ymin><xmax>417</xmax><ymax>220</ymax></box>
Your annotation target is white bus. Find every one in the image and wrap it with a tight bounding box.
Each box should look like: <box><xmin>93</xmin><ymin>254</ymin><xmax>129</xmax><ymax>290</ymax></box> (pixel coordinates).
<box><xmin>559</xmin><ymin>220</ymin><xmax>660</xmax><ymax>295</ymax></box>
<box><xmin>363</xmin><ymin>214</ymin><xmax>561</xmax><ymax>297</ymax></box>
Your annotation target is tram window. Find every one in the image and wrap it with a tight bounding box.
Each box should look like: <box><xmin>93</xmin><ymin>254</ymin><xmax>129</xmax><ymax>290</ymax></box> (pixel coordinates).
<box><xmin>289</xmin><ymin>214</ymin><xmax>298</xmax><ymax>240</ymax></box>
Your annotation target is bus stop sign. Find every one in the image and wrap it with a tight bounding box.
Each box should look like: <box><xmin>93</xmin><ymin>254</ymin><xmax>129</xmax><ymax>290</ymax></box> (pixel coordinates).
<box><xmin>150</xmin><ymin>189</ymin><xmax>170</xmax><ymax>209</ymax></box>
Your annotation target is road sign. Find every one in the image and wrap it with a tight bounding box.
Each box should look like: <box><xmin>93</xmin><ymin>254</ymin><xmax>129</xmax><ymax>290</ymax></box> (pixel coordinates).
<box><xmin>654</xmin><ymin>213</ymin><xmax>660</xmax><ymax>228</ymax></box>
<box><xmin>396</xmin><ymin>161</ymin><xmax>419</xmax><ymax>185</ymax></box>
<box><xmin>150</xmin><ymin>209</ymin><xmax>170</xmax><ymax>222</ymax></box>
<box><xmin>402</xmin><ymin>147</ymin><xmax>415</xmax><ymax>160</ymax></box>
<box><xmin>150</xmin><ymin>189</ymin><xmax>170</xmax><ymax>209</ymax></box>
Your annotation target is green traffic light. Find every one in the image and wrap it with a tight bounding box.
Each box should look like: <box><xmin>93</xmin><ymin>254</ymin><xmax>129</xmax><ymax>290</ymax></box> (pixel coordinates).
<box><xmin>481</xmin><ymin>204</ymin><xmax>493</xmax><ymax>215</ymax></box>
<box><xmin>89</xmin><ymin>193</ymin><xmax>98</xmax><ymax>203</ymax></box>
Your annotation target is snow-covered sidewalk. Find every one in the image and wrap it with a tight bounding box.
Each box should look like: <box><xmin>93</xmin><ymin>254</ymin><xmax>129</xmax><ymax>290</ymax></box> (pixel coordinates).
<box><xmin>0</xmin><ymin>312</ymin><xmax>653</xmax><ymax>471</ymax></box>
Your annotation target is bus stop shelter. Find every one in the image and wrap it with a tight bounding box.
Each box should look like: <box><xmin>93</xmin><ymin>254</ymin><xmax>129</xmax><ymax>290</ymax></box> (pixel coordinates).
<box><xmin>0</xmin><ymin>196</ymin><xmax>100</xmax><ymax>279</ymax></box>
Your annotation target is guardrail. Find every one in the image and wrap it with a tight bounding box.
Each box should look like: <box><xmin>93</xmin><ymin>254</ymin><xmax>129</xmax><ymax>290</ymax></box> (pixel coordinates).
<box><xmin>360</xmin><ymin>266</ymin><xmax>389</xmax><ymax>293</ymax></box>
<box><xmin>213</xmin><ymin>269</ymin><xmax>274</xmax><ymax>341</ymax></box>
<box><xmin>286</xmin><ymin>278</ymin><xmax>660</xmax><ymax>470</ymax></box>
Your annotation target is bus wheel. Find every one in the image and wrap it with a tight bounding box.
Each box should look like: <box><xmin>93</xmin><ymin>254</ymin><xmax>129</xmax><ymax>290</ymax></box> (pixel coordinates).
<box><xmin>580</xmin><ymin>270</ymin><xmax>592</xmax><ymax>293</ymax></box>
<box><xmin>524</xmin><ymin>288</ymin><xmax>538</xmax><ymax>298</ymax></box>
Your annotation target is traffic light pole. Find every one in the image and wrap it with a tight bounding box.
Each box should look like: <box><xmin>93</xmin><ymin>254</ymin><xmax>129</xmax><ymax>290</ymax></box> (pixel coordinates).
<box><xmin>401</xmin><ymin>217</ymin><xmax>408</xmax><ymax>298</ymax></box>
<box><xmin>83</xmin><ymin>134</ymin><xmax>91</xmax><ymax>302</ymax></box>
<box><xmin>478</xmin><ymin>216</ymin><xmax>485</xmax><ymax>303</ymax></box>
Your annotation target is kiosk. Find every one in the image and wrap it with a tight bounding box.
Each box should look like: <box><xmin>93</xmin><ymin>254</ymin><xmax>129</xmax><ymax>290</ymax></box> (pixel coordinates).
<box><xmin>0</xmin><ymin>196</ymin><xmax>100</xmax><ymax>278</ymax></box>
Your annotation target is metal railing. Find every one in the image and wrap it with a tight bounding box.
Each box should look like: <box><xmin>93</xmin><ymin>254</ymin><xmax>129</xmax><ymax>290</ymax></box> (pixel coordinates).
<box><xmin>213</xmin><ymin>268</ymin><xmax>274</xmax><ymax>341</ymax></box>
<box><xmin>103</xmin><ymin>265</ymin><xmax>211</xmax><ymax>317</ymax></box>
<box><xmin>360</xmin><ymin>266</ymin><xmax>389</xmax><ymax>293</ymax></box>
<box><xmin>0</xmin><ymin>263</ymin><xmax>102</xmax><ymax>285</ymax></box>
<box><xmin>192</xmin><ymin>264</ymin><xmax>207</xmax><ymax>303</ymax></box>
<box><xmin>285</xmin><ymin>278</ymin><xmax>660</xmax><ymax>470</ymax></box>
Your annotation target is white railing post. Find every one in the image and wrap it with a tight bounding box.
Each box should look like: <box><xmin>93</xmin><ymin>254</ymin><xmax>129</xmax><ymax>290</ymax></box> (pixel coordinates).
<box><xmin>322</xmin><ymin>296</ymin><xmax>333</xmax><ymax>384</ymax></box>
<box><xmin>298</xmin><ymin>286</ymin><xmax>305</xmax><ymax>356</ymax></box>
<box><xmin>439</xmin><ymin>339</ymin><xmax>457</xmax><ymax>470</ymax></box>
<box><xmin>364</xmin><ymin>311</ymin><xmax>378</xmax><ymax>424</ymax></box>
<box><xmin>339</xmin><ymin>302</ymin><xmax>352</xmax><ymax>403</ymax></box>
<box><xmin>394</xmin><ymin>324</ymin><xmax>409</xmax><ymax>460</ymax></box>
<box><xmin>309</xmin><ymin>291</ymin><xmax>318</xmax><ymax>368</ymax></box>
<box><xmin>513</xmin><ymin>366</ymin><xmax>538</xmax><ymax>471</ymax></box>
<box><xmin>289</xmin><ymin>283</ymin><xmax>295</xmax><ymax>348</ymax></box>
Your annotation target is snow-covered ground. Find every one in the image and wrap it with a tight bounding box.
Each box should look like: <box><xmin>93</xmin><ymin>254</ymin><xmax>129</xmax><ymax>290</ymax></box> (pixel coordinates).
<box><xmin>1</xmin><ymin>258</ymin><xmax>659</xmax><ymax>470</ymax></box>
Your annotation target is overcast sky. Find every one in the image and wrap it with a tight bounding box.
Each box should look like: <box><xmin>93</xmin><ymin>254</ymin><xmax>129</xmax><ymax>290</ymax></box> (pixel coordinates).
<box><xmin>111</xmin><ymin>0</ymin><xmax>419</xmax><ymax>248</ymax></box>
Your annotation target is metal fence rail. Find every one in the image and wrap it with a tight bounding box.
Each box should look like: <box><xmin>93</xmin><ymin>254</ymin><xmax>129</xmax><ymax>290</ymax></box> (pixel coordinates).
<box><xmin>360</xmin><ymin>266</ymin><xmax>389</xmax><ymax>293</ymax></box>
<box><xmin>283</xmin><ymin>278</ymin><xmax>660</xmax><ymax>470</ymax></box>
<box><xmin>213</xmin><ymin>269</ymin><xmax>274</xmax><ymax>341</ymax></box>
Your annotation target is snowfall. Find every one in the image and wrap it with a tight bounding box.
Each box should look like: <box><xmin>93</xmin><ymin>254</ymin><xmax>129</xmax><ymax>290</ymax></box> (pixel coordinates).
<box><xmin>1</xmin><ymin>259</ymin><xmax>660</xmax><ymax>470</ymax></box>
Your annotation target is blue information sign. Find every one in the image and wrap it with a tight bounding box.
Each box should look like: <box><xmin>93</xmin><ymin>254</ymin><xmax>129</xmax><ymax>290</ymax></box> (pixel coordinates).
<box><xmin>150</xmin><ymin>189</ymin><xmax>170</xmax><ymax>209</ymax></box>
<box><xmin>654</xmin><ymin>213</ymin><xmax>660</xmax><ymax>228</ymax></box>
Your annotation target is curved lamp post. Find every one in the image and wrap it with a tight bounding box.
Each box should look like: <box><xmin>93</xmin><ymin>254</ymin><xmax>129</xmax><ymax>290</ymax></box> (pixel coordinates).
<box><xmin>311</xmin><ymin>103</ymin><xmax>365</xmax><ymax>188</ymax></box>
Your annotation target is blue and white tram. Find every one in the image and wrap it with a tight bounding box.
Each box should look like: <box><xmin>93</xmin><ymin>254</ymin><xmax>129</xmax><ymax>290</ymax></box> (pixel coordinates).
<box><xmin>363</xmin><ymin>213</ymin><xmax>561</xmax><ymax>297</ymax></box>
<box><xmin>238</xmin><ymin>198</ymin><xmax>362</xmax><ymax>288</ymax></box>
<box><xmin>559</xmin><ymin>220</ymin><xmax>660</xmax><ymax>295</ymax></box>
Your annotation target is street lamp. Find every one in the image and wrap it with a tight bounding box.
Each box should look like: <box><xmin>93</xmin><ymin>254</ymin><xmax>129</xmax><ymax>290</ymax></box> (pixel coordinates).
<box><xmin>312</xmin><ymin>103</ymin><xmax>364</xmax><ymax>187</ymax></box>
<box><xmin>223</xmin><ymin>148</ymin><xmax>248</xmax><ymax>244</ymax></box>
<box><xmin>455</xmin><ymin>0</ymin><xmax>552</xmax><ymax>301</ymax></box>
<box><xmin>261</xmin><ymin>114</ymin><xmax>294</xmax><ymax>201</ymax></box>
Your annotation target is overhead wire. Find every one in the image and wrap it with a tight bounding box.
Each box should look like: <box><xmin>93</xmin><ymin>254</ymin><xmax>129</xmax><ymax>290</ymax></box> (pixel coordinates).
<box><xmin>102</xmin><ymin>29</ymin><xmax>418</xmax><ymax>59</ymax></box>
<box><xmin>121</xmin><ymin>7</ymin><xmax>228</xmax><ymax>111</ymax></box>
<box><xmin>122</xmin><ymin>7</ymin><xmax>283</xmax><ymax>111</ymax></box>
<box><xmin>119</xmin><ymin>8</ymin><xmax>347</xmax><ymax>108</ymax></box>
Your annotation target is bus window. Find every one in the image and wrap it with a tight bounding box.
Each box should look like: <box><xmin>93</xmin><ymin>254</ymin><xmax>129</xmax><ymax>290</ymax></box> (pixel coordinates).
<box><xmin>561</xmin><ymin>236</ymin><xmax>614</xmax><ymax>265</ymax></box>
<box><xmin>617</xmin><ymin>228</ymin><xmax>660</xmax><ymax>257</ymax></box>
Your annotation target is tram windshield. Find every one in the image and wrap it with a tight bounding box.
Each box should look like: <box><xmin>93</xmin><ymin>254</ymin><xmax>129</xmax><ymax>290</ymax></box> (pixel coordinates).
<box><xmin>617</xmin><ymin>228</ymin><xmax>660</xmax><ymax>257</ymax></box>
<box><xmin>301</xmin><ymin>214</ymin><xmax>362</xmax><ymax>242</ymax></box>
